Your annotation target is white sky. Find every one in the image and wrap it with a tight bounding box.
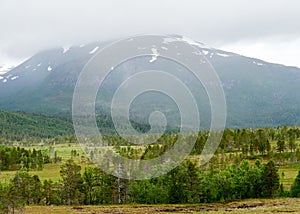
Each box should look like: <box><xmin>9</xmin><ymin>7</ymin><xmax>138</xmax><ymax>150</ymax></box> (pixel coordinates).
<box><xmin>0</xmin><ymin>0</ymin><xmax>300</xmax><ymax>67</ymax></box>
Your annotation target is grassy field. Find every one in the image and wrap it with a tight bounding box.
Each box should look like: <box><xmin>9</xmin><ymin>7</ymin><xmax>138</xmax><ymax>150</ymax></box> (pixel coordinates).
<box><xmin>279</xmin><ymin>167</ymin><xmax>300</xmax><ymax>189</ymax></box>
<box><xmin>24</xmin><ymin>198</ymin><xmax>300</xmax><ymax>213</ymax></box>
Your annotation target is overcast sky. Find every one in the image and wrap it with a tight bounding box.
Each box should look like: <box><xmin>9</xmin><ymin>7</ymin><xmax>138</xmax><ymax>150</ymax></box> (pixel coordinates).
<box><xmin>1</xmin><ymin>0</ymin><xmax>300</xmax><ymax>67</ymax></box>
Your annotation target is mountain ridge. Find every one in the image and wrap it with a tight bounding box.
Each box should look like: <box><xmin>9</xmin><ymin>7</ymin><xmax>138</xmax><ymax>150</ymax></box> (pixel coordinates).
<box><xmin>1</xmin><ymin>37</ymin><xmax>300</xmax><ymax>129</ymax></box>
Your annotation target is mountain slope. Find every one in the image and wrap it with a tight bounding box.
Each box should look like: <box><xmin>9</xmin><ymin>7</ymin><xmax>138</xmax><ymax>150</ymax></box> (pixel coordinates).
<box><xmin>0</xmin><ymin>110</ymin><xmax>178</xmax><ymax>140</ymax></box>
<box><xmin>0</xmin><ymin>37</ymin><xmax>300</xmax><ymax>128</ymax></box>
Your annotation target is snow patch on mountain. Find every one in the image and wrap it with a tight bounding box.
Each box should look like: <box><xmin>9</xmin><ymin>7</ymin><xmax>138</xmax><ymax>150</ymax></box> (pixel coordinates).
<box><xmin>89</xmin><ymin>46</ymin><xmax>99</xmax><ymax>54</ymax></box>
<box><xmin>181</xmin><ymin>36</ymin><xmax>210</xmax><ymax>49</ymax></box>
<box><xmin>216</xmin><ymin>53</ymin><xmax>230</xmax><ymax>57</ymax></box>
<box><xmin>0</xmin><ymin>64</ymin><xmax>15</xmax><ymax>75</ymax></box>
<box><xmin>162</xmin><ymin>37</ymin><xmax>179</xmax><ymax>44</ymax></box>
<box><xmin>149</xmin><ymin>48</ymin><xmax>159</xmax><ymax>63</ymax></box>
<box><xmin>62</xmin><ymin>46</ymin><xmax>70</xmax><ymax>54</ymax></box>
<box><xmin>202</xmin><ymin>50</ymin><xmax>209</xmax><ymax>55</ymax></box>
<box><xmin>253</xmin><ymin>61</ymin><xmax>264</xmax><ymax>66</ymax></box>
<box><xmin>11</xmin><ymin>76</ymin><xmax>19</xmax><ymax>80</ymax></box>
<box><xmin>47</xmin><ymin>66</ymin><xmax>53</xmax><ymax>71</ymax></box>
<box><xmin>163</xmin><ymin>36</ymin><xmax>207</xmax><ymax>48</ymax></box>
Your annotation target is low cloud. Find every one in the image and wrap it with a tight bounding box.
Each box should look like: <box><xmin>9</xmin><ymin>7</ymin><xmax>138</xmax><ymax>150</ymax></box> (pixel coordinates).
<box><xmin>0</xmin><ymin>0</ymin><xmax>299</xmax><ymax>66</ymax></box>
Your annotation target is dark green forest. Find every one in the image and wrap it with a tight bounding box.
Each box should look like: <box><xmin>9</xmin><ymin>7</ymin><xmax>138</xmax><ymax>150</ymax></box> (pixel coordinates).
<box><xmin>0</xmin><ymin>110</ymin><xmax>178</xmax><ymax>141</ymax></box>
<box><xmin>0</xmin><ymin>110</ymin><xmax>73</xmax><ymax>140</ymax></box>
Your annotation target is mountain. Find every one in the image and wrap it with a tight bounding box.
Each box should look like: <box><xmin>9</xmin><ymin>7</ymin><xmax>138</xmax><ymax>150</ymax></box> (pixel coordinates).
<box><xmin>1</xmin><ymin>36</ymin><xmax>300</xmax><ymax>129</ymax></box>
<box><xmin>0</xmin><ymin>64</ymin><xmax>15</xmax><ymax>75</ymax></box>
<box><xmin>0</xmin><ymin>42</ymin><xmax>108</xmax><ymax>114</ymax></box>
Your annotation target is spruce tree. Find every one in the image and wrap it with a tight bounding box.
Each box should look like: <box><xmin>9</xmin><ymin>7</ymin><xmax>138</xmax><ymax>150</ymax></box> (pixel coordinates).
<box><xmin>261</xmin><ymin>160</ymin><xmax>280</xmax><ymax>197</ymax></box>
<box><xmin>291</xmin><ymin>171</ymin><xmax>300</xmax><ymax>197</ymax></box>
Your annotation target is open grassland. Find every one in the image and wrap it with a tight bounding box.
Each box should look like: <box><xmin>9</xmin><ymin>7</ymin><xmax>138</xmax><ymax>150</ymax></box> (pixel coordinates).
<box><xmin>279</xmin><ymin>167</ymin><xmax>300</xmax><ymax>189</ymax></box>
<box><xmin>25</xmin><ymin>198</ymin><xmax>300</xmax><ymax>214</ymax></box>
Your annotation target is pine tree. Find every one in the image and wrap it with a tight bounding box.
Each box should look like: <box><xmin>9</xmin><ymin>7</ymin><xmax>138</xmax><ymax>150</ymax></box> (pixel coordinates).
<box><xmin>261</xmin><ymin>160</ymin><xmax>280</xmax><ymax>197</ymax></box>
<box><xmin>277</xmin><ymin>140</ymin><xmax>285</xmax><ymax>153</ymax></box>
<box><xmin>291</xmin><ymin>171</ymin><xmax>300</xmax><ymax>197</ymax></box>
<box><xmin>82</xmin><ymin>167</ymin><xmax>95</xmax><ymax>204</ymax></box>
<box><xmin>60</xmin><ymin>159</ymin><xmax>83</xmax><ymax>205</ymax></box>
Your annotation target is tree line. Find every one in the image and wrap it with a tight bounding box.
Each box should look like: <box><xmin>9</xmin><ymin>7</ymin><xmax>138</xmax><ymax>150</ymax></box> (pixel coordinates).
<box><xmin>3</xmin><ymin>158</ymin><xmax>300</xmax><ymax>213</ymax></box>
<box><xmin>0</xmin><ymin>146</ymin><xmax>61</xmax><ymax>171</ymax></box>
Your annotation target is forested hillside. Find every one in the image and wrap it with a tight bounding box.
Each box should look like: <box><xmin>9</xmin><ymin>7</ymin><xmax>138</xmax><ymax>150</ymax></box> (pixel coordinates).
<box><xmin>0</xmin><ymin>110</ymin><xmax>73</xmax><ymax>140</ymax></box>
<box><xmin>0</xmin><ymin>110</ymin><xmax>176</xmax><ymax>141</ymax></box>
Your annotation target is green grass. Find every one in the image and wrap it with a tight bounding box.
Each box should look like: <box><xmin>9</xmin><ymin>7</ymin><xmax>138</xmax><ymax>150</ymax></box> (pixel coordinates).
<box><xmin>0</xmin><ymin>170</ymin><xmax>16</xmax><ymax>184</ymax></box>
<box><xmin>29</xmin><ymin>164</ymin><xmax>62</xmax><ymax>182</ymax></box>
<box><xmin>279</xmin><ymin>167</ymin><xmax>300</xmax><ymax>189</ymax></box>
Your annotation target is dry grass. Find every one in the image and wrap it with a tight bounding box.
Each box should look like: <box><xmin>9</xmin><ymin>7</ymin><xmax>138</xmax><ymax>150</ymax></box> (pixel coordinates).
<box><xmin>25</xmin><ymin>198</ymin><xmax>300</xmax><ymax>214</ymax></box>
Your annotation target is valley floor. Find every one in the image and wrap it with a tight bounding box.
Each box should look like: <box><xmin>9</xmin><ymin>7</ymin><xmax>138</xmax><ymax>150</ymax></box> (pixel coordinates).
<box><xmin>25</xmin><ymin>198</ymin><xmax>300</xmax><ymax>214</ymax></box>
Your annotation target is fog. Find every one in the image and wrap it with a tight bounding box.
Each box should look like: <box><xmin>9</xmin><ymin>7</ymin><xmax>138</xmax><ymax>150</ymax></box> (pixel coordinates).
<box><xmin>1</xmin><ymin>0</ymin><xmax>300</xmax><ymax>67</ymax></box>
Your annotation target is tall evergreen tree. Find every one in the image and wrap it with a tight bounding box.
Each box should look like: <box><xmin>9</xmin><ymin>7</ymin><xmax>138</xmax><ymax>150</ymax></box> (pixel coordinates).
<box><xmin>60</xmin><ymin>160</ymin><xmax>83</xmax><ymax>205</ymax></box>
<box><xmin>291</xmin><ymin>171</ymin><xmax>300</xmax><ymax>197</ymax></box>
<box><xmin>261</xmin><ymin>160</ymin><xmax>280</xmax><ymax>197</ymax></box>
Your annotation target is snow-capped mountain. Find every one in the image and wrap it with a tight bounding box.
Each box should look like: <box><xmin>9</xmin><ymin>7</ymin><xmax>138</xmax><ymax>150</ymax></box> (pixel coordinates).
<box><xmin>0</xmin><ymin>64</ymin><xmax>15</xmax><ymax>75</ymax></box>
<box><xmin>1</xmin><ymin>36</ymin><xmax>300</xmax><ymax>128</ymax></box>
